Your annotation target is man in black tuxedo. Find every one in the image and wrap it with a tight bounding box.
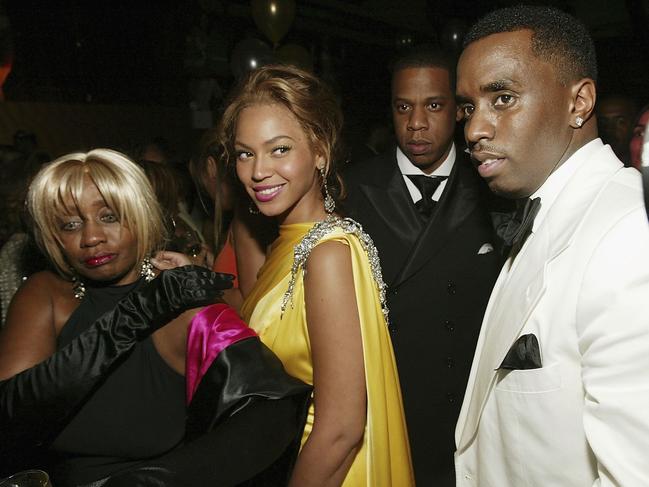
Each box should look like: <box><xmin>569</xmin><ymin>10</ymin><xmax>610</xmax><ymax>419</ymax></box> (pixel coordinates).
<box><xmin>343</xmin><ymin>47</ymin><xmax>502</xmax><ymax>486</ymax></box>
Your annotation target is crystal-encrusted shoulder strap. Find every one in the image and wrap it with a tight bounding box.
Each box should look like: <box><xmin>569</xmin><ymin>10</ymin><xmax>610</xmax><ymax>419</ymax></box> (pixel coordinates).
<box><xmin>280</xmin><ymin>215</ymin><xmax>389</xmax><ymax>323</ymax></box>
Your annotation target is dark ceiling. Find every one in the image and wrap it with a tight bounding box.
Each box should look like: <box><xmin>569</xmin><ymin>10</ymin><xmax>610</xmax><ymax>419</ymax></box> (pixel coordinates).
<box><xmin>2</xmin><ymin>0</ymin><xmax>649</xmax><ymax>138</ymax></box>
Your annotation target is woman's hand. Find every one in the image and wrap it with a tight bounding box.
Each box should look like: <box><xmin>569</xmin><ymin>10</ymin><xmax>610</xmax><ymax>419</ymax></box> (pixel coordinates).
<box><xmin>153</xmin><ymin>246</ymin><xmax>214</xmax><ymax>271</ymax></box>
<box><xmin>151</xmin><ymin>250</ymin><xmax>193</xmax><ymax>271</ymax></box>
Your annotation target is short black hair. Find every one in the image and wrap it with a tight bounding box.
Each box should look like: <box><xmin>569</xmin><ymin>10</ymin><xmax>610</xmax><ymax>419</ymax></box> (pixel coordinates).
<box><xmin>391</xmin><ymin>44</ymin><xmax>456</xmax><ymax>90</ymax></box>
<box><xmin>463</xmin><ymin>5</ymin><xmax>597</xmax><ymax>84</ymax></box>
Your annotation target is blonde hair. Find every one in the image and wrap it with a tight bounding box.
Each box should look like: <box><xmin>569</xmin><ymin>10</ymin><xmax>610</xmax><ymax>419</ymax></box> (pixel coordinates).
<box><xmin>27</xmin><ymin>148</ymin><xmax>167</xmax><ymax>278</ymax></box>
<box><xmin>218</xmin><ymin>64</ymin><xmax>345</xmax><ymax>203</ymax></box>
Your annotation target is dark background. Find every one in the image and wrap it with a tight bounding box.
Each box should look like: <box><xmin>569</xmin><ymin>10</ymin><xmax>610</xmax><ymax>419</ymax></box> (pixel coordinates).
<box><xmin>2</xmin><ymin>0</ymin><xmax>649</xmax><ymax>156</ymax></box>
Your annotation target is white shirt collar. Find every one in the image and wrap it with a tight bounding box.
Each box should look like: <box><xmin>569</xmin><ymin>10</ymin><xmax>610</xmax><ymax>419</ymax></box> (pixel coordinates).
<box><xmin>530</xmin><ymin>138</ymin><xmax>603</xmax><ymax>231</ymax></box>
<box><xmin>396</xmin><ymin>143</ymin><xmax>456</xmax><ymax>202</ymax></box>
<box><xmin>396</xmin><ymin>143</ymin><xmax>455</xmax><ymax>177</ymax></box>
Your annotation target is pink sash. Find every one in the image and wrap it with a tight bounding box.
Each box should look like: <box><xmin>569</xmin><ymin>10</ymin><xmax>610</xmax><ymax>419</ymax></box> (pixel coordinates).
<box><xmin>185</xmin><ymin>304</ymin><xmax>257</xmax><ymax>404</ymax></box>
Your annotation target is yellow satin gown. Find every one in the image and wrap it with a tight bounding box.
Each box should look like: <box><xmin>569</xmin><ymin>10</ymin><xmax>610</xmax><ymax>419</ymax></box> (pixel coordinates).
<box><xmin>241</xmin><ymin>216</ymin><xmax>414</xmax><ymax>486</ymax></box>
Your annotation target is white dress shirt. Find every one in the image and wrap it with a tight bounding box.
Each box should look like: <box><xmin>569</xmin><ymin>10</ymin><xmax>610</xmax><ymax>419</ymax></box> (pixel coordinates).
<box><xmin>396</xmin><ymin>143</ymin><xmax>456</xmax><ymax>203</ymax></box>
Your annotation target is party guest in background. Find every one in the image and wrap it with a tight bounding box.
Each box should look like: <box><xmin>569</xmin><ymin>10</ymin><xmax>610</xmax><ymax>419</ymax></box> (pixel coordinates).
<box><xmin>136</xmin><ymin>136</ymin><xmax>173</xmax><ymax>165</ymax></box>
<box><xmin>189</xmin><ymin>131</ymin><xmax>273</xmax><ymax>308</ymax></box>
<box><xmin>630</xmin><ymin>103</ymin><xmax>649</xmax><ymax>170</ymax></box>
<box><xmin>454</xmin><ymin>6</ymin><xmax>649</xmax><ymax>486</ymax></box>
<box><xmin>136</xmin><ymin>159</ymin><xmax>210</xmax><ymax>267</ymax></box>
<box><xmin>597</xmin><ymin>94</ymin><xmax>637</xmax><ymax>165</ymax></box>
<box><xmin>0</xmin><ymin>145</ymin><xmax>49</xmax><ymax>327</ymax></box>
<box><xmin>222</xmin><ymin>65</ymin><xmax>414</xmax><ymax>486</ymax></box>
<box><xmin>343</xmin><ymin>45</ymin><xmax>502</xmax><ymax>486</ymax></box>
<box><xmin>0</xmin><ymin>149</ymin><xmax>310</xmax><ymax>486</ymax></box>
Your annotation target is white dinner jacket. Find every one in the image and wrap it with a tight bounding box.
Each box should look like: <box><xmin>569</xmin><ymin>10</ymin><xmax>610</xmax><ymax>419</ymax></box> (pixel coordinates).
<box><xmin>455</xmin><ymin>143</ymin><xmax>649</xmax><ymax>486</ymax></box>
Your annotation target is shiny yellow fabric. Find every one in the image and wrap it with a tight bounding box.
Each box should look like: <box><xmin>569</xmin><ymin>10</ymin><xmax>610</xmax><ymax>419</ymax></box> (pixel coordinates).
<box><xmin>241</xmin><ymin>221</ymin><xmax>414</xmax><ymax>486</ymax></box>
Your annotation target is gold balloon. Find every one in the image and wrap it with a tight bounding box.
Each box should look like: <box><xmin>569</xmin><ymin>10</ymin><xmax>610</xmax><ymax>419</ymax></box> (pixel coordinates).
<box><xmin>251</xmin><ymin>0</ymin><xmax>296</xmax><ymax>46</ymax></box>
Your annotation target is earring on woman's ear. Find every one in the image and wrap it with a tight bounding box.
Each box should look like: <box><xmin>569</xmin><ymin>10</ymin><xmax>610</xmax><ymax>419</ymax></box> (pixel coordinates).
<box><xmin>319</xmin><ymin>166</ymin><xmax>335</xmax><ymax>214</ymax></box>
<box><xmin>249</xmin><ymin>200</ymin><xmax>260</xmax><ymax>215</ymax></box>
<box><xmin>71</xmin><ymin>269</ymin><xmax>86</xmax><ymax>300</ymax></box>
<box><xmin>140</xmin><ymin>256</ymin><xmax>155</xmax><ymax>282</ymax></box>
<box><xmin>575</xmin><ymin>116</ymin><xmax>584</xmax><ymax>128</ymax></box>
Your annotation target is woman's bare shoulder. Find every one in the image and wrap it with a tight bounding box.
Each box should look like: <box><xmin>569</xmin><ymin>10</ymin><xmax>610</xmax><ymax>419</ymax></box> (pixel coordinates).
<box><xmin>0</xmin><ymin>271</ymin><xmax>76</xmax><ymax>378</ymax></box>
<box><xmin>18</xmin><ymin>270</ymin><xmax>72</xmax><ymax>300</ymax></box>
<box><xmin>307</xmin><ymin>239</ymin><xmax>351</xmax><ymax>267</ymax></box>
<box><xmin>9</xmin><ymin>270</ymin><xmax>77</xmax><ymax>331</ymax></box>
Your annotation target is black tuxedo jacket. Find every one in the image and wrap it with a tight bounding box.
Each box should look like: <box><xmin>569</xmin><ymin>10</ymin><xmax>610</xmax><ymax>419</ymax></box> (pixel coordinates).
<box><xmin>343</xmin><ymin>148</ymin><xmax>502</xmax><ymax>486</ymax></box>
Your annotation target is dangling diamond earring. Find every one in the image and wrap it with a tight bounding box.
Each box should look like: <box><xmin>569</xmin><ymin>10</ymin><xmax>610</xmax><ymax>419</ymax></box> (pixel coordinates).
<box><xmin>575</xmin><ymin>116</ymin><xmax>584</xmax><ymax>128</ymax></box>
<box><xmin>140</xmin><ymin>256</ymin><xmax>156</xmax><ymax>282</ymax></box>
<box><xmin>71</xmin><ymin>270</ymin><xmax>86</xmax><ymax>300</ymax></box>
<box><xmin>249</xmin><ymin>201</ymin><xmax>260</xmax><ymax>215</ymax></box>
<box><xmin>319</xmin><ymin>166</ymin><xmax>335</xmax><ymax>214</ymax></box>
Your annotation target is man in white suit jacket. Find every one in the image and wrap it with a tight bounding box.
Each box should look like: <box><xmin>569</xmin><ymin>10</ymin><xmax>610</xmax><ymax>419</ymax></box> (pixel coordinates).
<box><xmin>454</xmin><ymin>6</ymin><xmax>649</xmax><ymax>486</ymax></box>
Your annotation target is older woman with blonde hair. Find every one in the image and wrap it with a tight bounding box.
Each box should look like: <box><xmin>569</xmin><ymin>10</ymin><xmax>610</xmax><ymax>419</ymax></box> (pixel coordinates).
<box><xmin>0</xmin><ymin>149</ymin><xmax>310</xmax><ymax>487</ymax></box>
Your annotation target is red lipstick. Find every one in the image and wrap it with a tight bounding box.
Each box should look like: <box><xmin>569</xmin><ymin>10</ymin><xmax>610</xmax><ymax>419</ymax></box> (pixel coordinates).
<box><xmin>85</xmin><ymin>254</ymin><xmax>116</xmax><ymax>267</ymax></box>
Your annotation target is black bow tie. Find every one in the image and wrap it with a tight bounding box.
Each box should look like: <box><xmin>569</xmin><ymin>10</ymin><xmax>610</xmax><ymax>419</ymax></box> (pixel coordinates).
<box><xmin>499</xmin><ymin>197</ymin><xmax>541</xmax><ymax>256</ymax></box>
<box><xmin>407</xmin><ymin>175</ymin><xmax>448</xmax><ymax>219</ymax></box>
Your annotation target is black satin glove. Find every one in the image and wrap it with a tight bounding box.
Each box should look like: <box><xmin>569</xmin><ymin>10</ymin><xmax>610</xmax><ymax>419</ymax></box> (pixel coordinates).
<box><xmin>0</xmin><ymin>266</ymin><xmax>233</xmax><ymax>473</ymax></box>
<box><xmin>125</xmin><ymin>265</ymin><xmax>234</xmax><ymax>330</ymax></box>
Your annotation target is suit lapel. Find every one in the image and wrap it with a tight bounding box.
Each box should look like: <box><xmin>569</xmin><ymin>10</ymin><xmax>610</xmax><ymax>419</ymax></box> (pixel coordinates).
<box><xmin>456</xmin><ymin>144</ymin><xmax>624</xmax><ymax>450</ymax></box>
<box><xmin>457</xmin><ymin>228</ymin><xmax>550</xmax><ymax>448</ymax></box>
<box><xmin>392</xmin><ymin>154</ymin><xmax>481</xmax><ymax>288</ymax></box>
<box><xmin>357</xmin><ymin>152</ymin><xmax>422</xmax><ymax>285</ymax></box>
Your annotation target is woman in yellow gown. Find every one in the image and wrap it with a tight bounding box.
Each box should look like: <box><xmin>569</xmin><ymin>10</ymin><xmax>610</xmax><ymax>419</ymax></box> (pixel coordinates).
<box><xmin>221</xmin><ymin>65</ymin><xmax>414</xmax><ymax>486</ymax></box>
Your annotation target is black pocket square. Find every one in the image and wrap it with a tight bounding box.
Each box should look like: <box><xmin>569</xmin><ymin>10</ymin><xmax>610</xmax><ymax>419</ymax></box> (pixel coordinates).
<box><xmin>498</xmin><ymin>334</ymin><xmax>542</xmax><ymax>370</ymax></box>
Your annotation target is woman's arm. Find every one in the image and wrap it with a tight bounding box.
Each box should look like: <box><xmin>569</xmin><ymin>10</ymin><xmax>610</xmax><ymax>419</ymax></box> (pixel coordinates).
<box><xmin>152</xmin><ymin>309</ymin><xmax>202</xmax><ymax>375</ymax></box>
<box><xmin>289</xmin><ymin>241</ymin><xmax>366</xmax><ymax>487</ymax></box>
<box><xmin>0</xmin><ymin>271</ymin><xmax>67</xmax><ymax>380</ymax></box>
<box><xmin>231</xmin><ymin>208</ymin><xmax>272</xmax><ymax>299</ymax></box>
<box><xmin>0</xmin><ymin>266</ymin><xmax>231</xmax><ymax>469</ymax></box>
